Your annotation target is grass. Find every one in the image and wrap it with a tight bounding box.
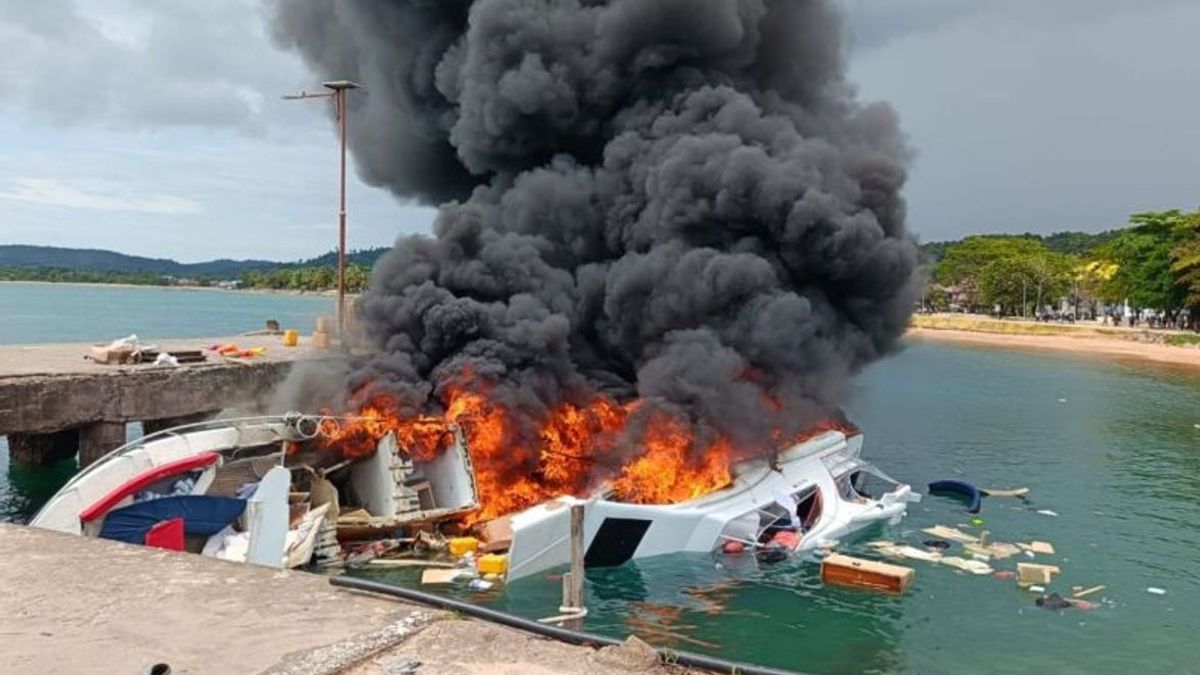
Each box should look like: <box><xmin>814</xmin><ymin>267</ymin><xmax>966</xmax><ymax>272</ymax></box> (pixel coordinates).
<box><xmin>913</xmin><ymin>313</ymin><xmax>1200</xmax><ymax>348</ymax></box>
<box><xmin>910</xmin><ymin>314</ymin><xmax>1105</xmax><ymax>337</ymax></box>
<box><xmin>1164</xmin><ymin>333</ymin><xmax>1200</xmax><ymax>347</ymax></box>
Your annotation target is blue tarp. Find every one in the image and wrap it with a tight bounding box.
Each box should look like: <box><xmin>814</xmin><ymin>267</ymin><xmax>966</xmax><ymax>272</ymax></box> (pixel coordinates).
<box><xmin>99</xmin><ymin>495</ymin><xmax>246</xmax><ymax>544</ymax></box>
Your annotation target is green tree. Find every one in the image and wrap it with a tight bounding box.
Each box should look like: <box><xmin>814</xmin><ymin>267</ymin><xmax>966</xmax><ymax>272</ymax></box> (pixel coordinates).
<box><xmin>345</xmin><ymin>263</ymin><xmax>372</xmax><ymax>293</ymax></box>
<box><xmin>935</xmin><ymin>236</ymin><xmax>1054</xmax><ymax>312</ymax></box>
<box><xmin>1093</xmin><ymin>210</ymin><xmax>1193</xmax><ymax>315</ymax></box>
<box><xmin>1168</xmin><ymin>209</ymin><xmax>1200</xmax><ymax>328</ymax></box>
<box><xmin>975</xmin><ymin>251</ymin><xmax>1073</xmax><ymax>316</ymax></box>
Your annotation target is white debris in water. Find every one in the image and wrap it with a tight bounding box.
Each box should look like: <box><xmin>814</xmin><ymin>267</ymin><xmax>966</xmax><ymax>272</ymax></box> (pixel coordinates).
<box><xmin>1058</xmin><ymin>398</ymin><xmax>1067</xmax><ymax>403</ymax></box>
<box><xmin>1037</xmin><ymin>510</ymin><xmax>1059</xmax><ymax>517</ymax></box>
<box><xmin>1147</xmin><ymin>587</ymin><xmax>1167</xmax><ymax>595</ymax></box>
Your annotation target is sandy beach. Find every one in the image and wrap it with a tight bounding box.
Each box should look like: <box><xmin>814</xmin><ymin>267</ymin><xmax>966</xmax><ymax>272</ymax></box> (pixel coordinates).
<box><xmin>908</xmin><ymin>322</ymin><xmax>1200</xmax><ymax>370</ymax></box>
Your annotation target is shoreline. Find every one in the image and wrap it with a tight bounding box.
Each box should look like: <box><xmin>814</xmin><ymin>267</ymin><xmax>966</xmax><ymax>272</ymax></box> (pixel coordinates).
<box><xmin>907</xmin><ymin>325</ymin><xmax>1200</xmax><ymax>371</ymax></box>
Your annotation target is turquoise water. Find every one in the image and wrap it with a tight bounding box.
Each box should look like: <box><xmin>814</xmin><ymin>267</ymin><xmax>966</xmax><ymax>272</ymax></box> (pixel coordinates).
<box><xmin>0</xmin><ymin>282</ymin><xmax>333</xmax><ymax>345</ymax></box>
<box><xmin>0</xmin><ymin>282</ymin><xmax>333</xmax><ymax>522</ymax></box>
<box><xmin>355</xmin><ymin>343</ymin><xmax>1200</xmax><ymax>674</ymax></box>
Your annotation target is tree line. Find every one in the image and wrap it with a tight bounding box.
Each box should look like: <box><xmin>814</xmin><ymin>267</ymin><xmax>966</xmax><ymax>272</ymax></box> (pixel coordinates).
<box><xmin>923</xmin><ymin>209</ymin><xmax>1200</xmax><ymax>328</ymax></box>
<box><xmin>237</xmin><ymin>263</ymin><xmax>371</xmax><ymax>293</ymax></box>
<box><xmin>0</xmin><ymin>262</ymin><xmax>373</xmax><ymax>293</ymax></box>
<box><xmin>0</xmin><ymin>266</ymin><xmax>169</xmax><ymax>286</ymax></box>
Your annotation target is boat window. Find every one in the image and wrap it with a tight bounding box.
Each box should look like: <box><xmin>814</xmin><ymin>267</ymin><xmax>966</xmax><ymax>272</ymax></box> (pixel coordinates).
<box><xmin>794</xmin><ymin>488</ymin><xmax>822</xmax><ymax>530</ymax></box>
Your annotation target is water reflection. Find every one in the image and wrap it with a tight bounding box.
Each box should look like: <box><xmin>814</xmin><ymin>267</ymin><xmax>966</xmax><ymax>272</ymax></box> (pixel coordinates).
<box><xmin>0</xmin><ymin>451</ymin><xmax>76</xmax><ymax>524</ymax></box>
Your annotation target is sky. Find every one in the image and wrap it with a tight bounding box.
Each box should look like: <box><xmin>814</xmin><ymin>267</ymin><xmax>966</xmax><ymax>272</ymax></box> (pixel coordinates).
<box><xmin>0</xmin><ymin>1</ymin><xmax>1197</xmax><ymax>261</ymax></box>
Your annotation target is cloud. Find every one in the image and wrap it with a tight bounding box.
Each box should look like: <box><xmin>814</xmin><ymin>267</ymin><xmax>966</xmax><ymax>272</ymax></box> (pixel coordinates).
<box><xmin>0</xmin><ymin>178</ymin><xmax>201</xmax><ymax>215</ymax></box>
<box><xmin>0</xmin><ymin>0</ymin><xmax>308</xmax><ymax>132</ymax></box>
<box><xmin>849</xmin><ymin>0</ymin><xmax>1200</xmax><ymax>240</ymax></box>
<box><xmin>840</xmin><ymin>0</ymin><xmax>1190</xmax><ymax>52</ymax></box>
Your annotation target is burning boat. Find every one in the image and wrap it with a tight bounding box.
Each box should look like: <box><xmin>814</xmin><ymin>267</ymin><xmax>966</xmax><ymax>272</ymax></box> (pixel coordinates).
<box><xmin>29</xmin><ymin>413</ymin><xmax>479</xmax><ymax>569</ymax></box>
<box><xmin>30</xmin><ymin>408</ymin><xmax>912</xmax><ymax>582</ymax></box>
<box><xmin>502</xmin><ymin>427</ymin><xmax>914</xmax><ymax>580</ymax></box>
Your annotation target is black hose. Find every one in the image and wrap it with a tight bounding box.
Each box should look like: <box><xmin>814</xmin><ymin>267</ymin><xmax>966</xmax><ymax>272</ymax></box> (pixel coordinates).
<box><xmin>330</xmin><ymin>576</ymin><xmax>807</xmax><ymax>675</ymax></box>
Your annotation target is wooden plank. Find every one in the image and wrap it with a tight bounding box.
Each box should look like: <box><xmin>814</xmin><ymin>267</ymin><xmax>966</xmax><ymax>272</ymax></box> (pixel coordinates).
<box><xmin>476</xmin><ymin>514</ymin><xmax>513</xmax><ymax>553</ymax></box>
<box><xmin>420</xmin><ymin>569</ymin><xmax>466</xmax><ymax>584</ymax></box>
<box><xmin>1073</xmin><ymin>585</ymin><xmax>1106</xmax><ymax>599</ymax></box>
<box><xmin>565</xmin><ymin>504</ymin><xmax>585</xmax><ymax>611</ymax></box>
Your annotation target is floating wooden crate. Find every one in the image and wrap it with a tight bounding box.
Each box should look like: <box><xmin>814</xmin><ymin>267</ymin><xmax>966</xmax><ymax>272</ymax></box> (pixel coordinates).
<box><xmin>1016</xmin><ymin>563</ymin><xmax>1061</xmax><ymax>587</ymax></box>
<box><xmin>821</xmin><ymin>553</ymin><xmax>914</xmax><ymax>594</ymax></box>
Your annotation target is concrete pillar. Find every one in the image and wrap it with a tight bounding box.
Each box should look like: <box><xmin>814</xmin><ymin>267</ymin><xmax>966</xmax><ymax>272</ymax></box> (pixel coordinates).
<box><xmin>6</xmin><ymin>429</ymin><xmax>79</xmax><ymax>466</ymax></box>
<box><xmin>78</xmin><ymin>421</ymin><xmax>127</xmax><ymax>468</ymax></box>
<box><xmin>142</xmin><ymin>410</ymin><xmax>220</xmax><ymax>436</ymax></box>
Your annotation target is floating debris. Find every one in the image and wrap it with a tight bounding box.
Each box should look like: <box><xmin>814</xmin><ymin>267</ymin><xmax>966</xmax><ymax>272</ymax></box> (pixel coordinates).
<box><xmin>821</xmin><ymin>553</ymin><xmax>915</xmax><ymax>593</ymax></box>
<box><xmin>1036</xmin><ymin>509</ymin><xmax>1059</xmax><ymax>517</ymax></box>
<box><xmin>1019</xmin><ymin>541</ymin><xmax>1056</xmax><ymax>555</ymax></box>
<box><xmin>981</xmin><ymin>487</ymin><xmax>1030</xmax><ymax>498</ymax></box>
<box><xmin>1017</xmin><ymin>563</ymin><xmax>1061</xmax><ymax>587</ymax></box>
<box><xmin>1147</xmin><ymin>587</ymin><xmax>1167</xmax><ymax>596</ymax></box>
<box><xmin>922</xmin><ymin>525</ymin><xmax>980</xmax><ymax>544</ymax></box>
<box><xmin>938</xmin><ymin>556</ymin><xmax>993</xmax><ymax>575</ymax></box>
<box><xmin>1036</xmin><ymin>593</ymin><xmax>1072</xmax><ymax>611</ymax></box>
<box><xmin>421</xmin><ymin>569</ymin><xmax>468</xmax><ymax>585</ymax></box>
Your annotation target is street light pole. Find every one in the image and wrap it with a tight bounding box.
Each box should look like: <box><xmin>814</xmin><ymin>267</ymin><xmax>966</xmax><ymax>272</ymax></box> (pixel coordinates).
<box><xmin>283</xmin><ymin>80</ymin><xmax>361</xmax><ymax>335</ymax></box>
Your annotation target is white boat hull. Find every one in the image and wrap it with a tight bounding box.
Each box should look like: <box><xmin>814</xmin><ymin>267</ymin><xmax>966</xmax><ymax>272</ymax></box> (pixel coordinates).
<box><xmin>506</xmin><ymin>431</ymin><xmax>913</xmax><ymax>581</ymax></box>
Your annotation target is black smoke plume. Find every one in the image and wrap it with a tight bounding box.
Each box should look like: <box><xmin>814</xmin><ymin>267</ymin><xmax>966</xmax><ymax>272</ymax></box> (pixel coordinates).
<box><xmin>271</xmin><ymin>0</ymin><xmax>917</xmax><ymax>468</ymax></box>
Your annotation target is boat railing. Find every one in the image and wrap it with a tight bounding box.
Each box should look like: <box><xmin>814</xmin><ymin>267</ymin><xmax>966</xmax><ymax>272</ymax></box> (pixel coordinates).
<box><xmin>58</xmin><ymin>412</ymin><xmax>356</xmax><ymax>494</ymax></box>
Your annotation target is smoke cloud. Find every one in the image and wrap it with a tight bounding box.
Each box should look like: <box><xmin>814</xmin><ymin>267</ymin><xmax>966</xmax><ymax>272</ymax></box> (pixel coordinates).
<box><xmin>271</xmin><ymin>0</ymin><xmax>917</xmax><ymax>467</ymax></box>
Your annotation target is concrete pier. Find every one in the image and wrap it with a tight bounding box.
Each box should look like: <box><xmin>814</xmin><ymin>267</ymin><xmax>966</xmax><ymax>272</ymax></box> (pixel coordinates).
<box><xmin>0</xmin><ymin>335</ymin><xmax>323</xmax><ymax>467</ymax></box>
<box><xmin>0</xmin><ymin>524</ymin><xmax>694</xmax><ymax>675</ymax></box>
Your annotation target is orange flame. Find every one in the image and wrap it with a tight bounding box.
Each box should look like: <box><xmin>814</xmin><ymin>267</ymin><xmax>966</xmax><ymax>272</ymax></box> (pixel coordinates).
<box><xmin>320</xmin><ymin>378</ymin><xmax>856</xmax><ymax>523</ymax></box>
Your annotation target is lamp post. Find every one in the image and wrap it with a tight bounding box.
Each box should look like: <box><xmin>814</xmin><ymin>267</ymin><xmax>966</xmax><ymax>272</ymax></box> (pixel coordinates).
<box><xmin>283</xmin><ymin>80</ymin><xmax>362</xmax><ymax>335</ymax></box>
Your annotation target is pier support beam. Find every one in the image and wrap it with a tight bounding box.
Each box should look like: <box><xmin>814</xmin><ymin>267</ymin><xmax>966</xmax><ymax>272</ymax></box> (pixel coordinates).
<box><xmin>142</xmin><ymin>410</ymin><xmax>221</xmax><ymax>436</ymax></box>
<box><xmin>6</xmin><ymin>430</ymin><xmax>79</xmax><ymax>466</ymax></box>
<box><xmin>79</xmin><ymin>422</ymin><xmax>127</xmax><ymax>468</ymax></box>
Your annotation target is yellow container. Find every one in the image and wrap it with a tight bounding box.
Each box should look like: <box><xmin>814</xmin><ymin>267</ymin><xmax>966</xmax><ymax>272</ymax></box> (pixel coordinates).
<box><xmin>448</xmin><ymin>537</ymin><xmax>479</xmax><ymax>557</ymax></box>
<box><xmin>282</xmin><ymin>329</ymin><xmax>299</xmax><ymax>347</ymax></box>
<box><xmin>477</xmin><ymin>554</ymin><xmax>508</xmax><ymax>576</ymax></box>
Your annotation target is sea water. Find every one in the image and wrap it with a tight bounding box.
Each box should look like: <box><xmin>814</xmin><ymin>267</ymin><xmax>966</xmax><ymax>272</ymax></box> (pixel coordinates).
<box><xmin>0</xmin><ymin>282</ymin><xmax>333</xmax><ymax>345</ymax></box>
<box><xmin>356</xmin><ymin>342</ymin><xmax>1200</xmax><ymax>674</ymax></box>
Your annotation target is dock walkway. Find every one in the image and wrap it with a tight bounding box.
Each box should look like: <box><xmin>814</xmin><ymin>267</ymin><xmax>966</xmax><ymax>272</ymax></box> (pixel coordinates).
<box><xmin>0</xmin><ymin>524</ymin><xmax>688</xmax><ymax>675</ymax></box>
<box><xmin>0</xmin><ymin>335</ymin><xmax>322</xmax><ymax>466</ymax></box>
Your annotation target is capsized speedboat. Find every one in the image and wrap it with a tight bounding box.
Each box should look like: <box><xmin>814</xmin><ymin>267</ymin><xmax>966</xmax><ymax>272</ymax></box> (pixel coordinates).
<box><xmin>504</xmin><ymin>429</ymin><xmax>917</xmax><ymax>581</ymax></box>
<box><xmin>30</xmin><ymin>413</ymin><xmax>479</xmax><ymax>568</ymax></box>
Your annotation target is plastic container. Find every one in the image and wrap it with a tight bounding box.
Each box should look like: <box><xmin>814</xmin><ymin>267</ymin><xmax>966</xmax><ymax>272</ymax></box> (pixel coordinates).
<box><xmin>448</xmin><ymin>537</ymin><xmax>479</xmax><ymax>557</ymax></box>
<box><xmin>282</xmin><ymin>329</ymin><xmax>299</xmax><ymax>347</ymax></box>
<box><xmin>477</xmin><ymin>553</ymin><xmax>508</xmax><ymax>576</ymax></box>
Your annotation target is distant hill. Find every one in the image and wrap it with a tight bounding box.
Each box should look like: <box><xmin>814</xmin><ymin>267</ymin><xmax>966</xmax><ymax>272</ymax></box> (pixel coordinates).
<box><xmin>0</xmin><ymin>245</ymin><xmax>390</xmax><ymax>278</ymax></box>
